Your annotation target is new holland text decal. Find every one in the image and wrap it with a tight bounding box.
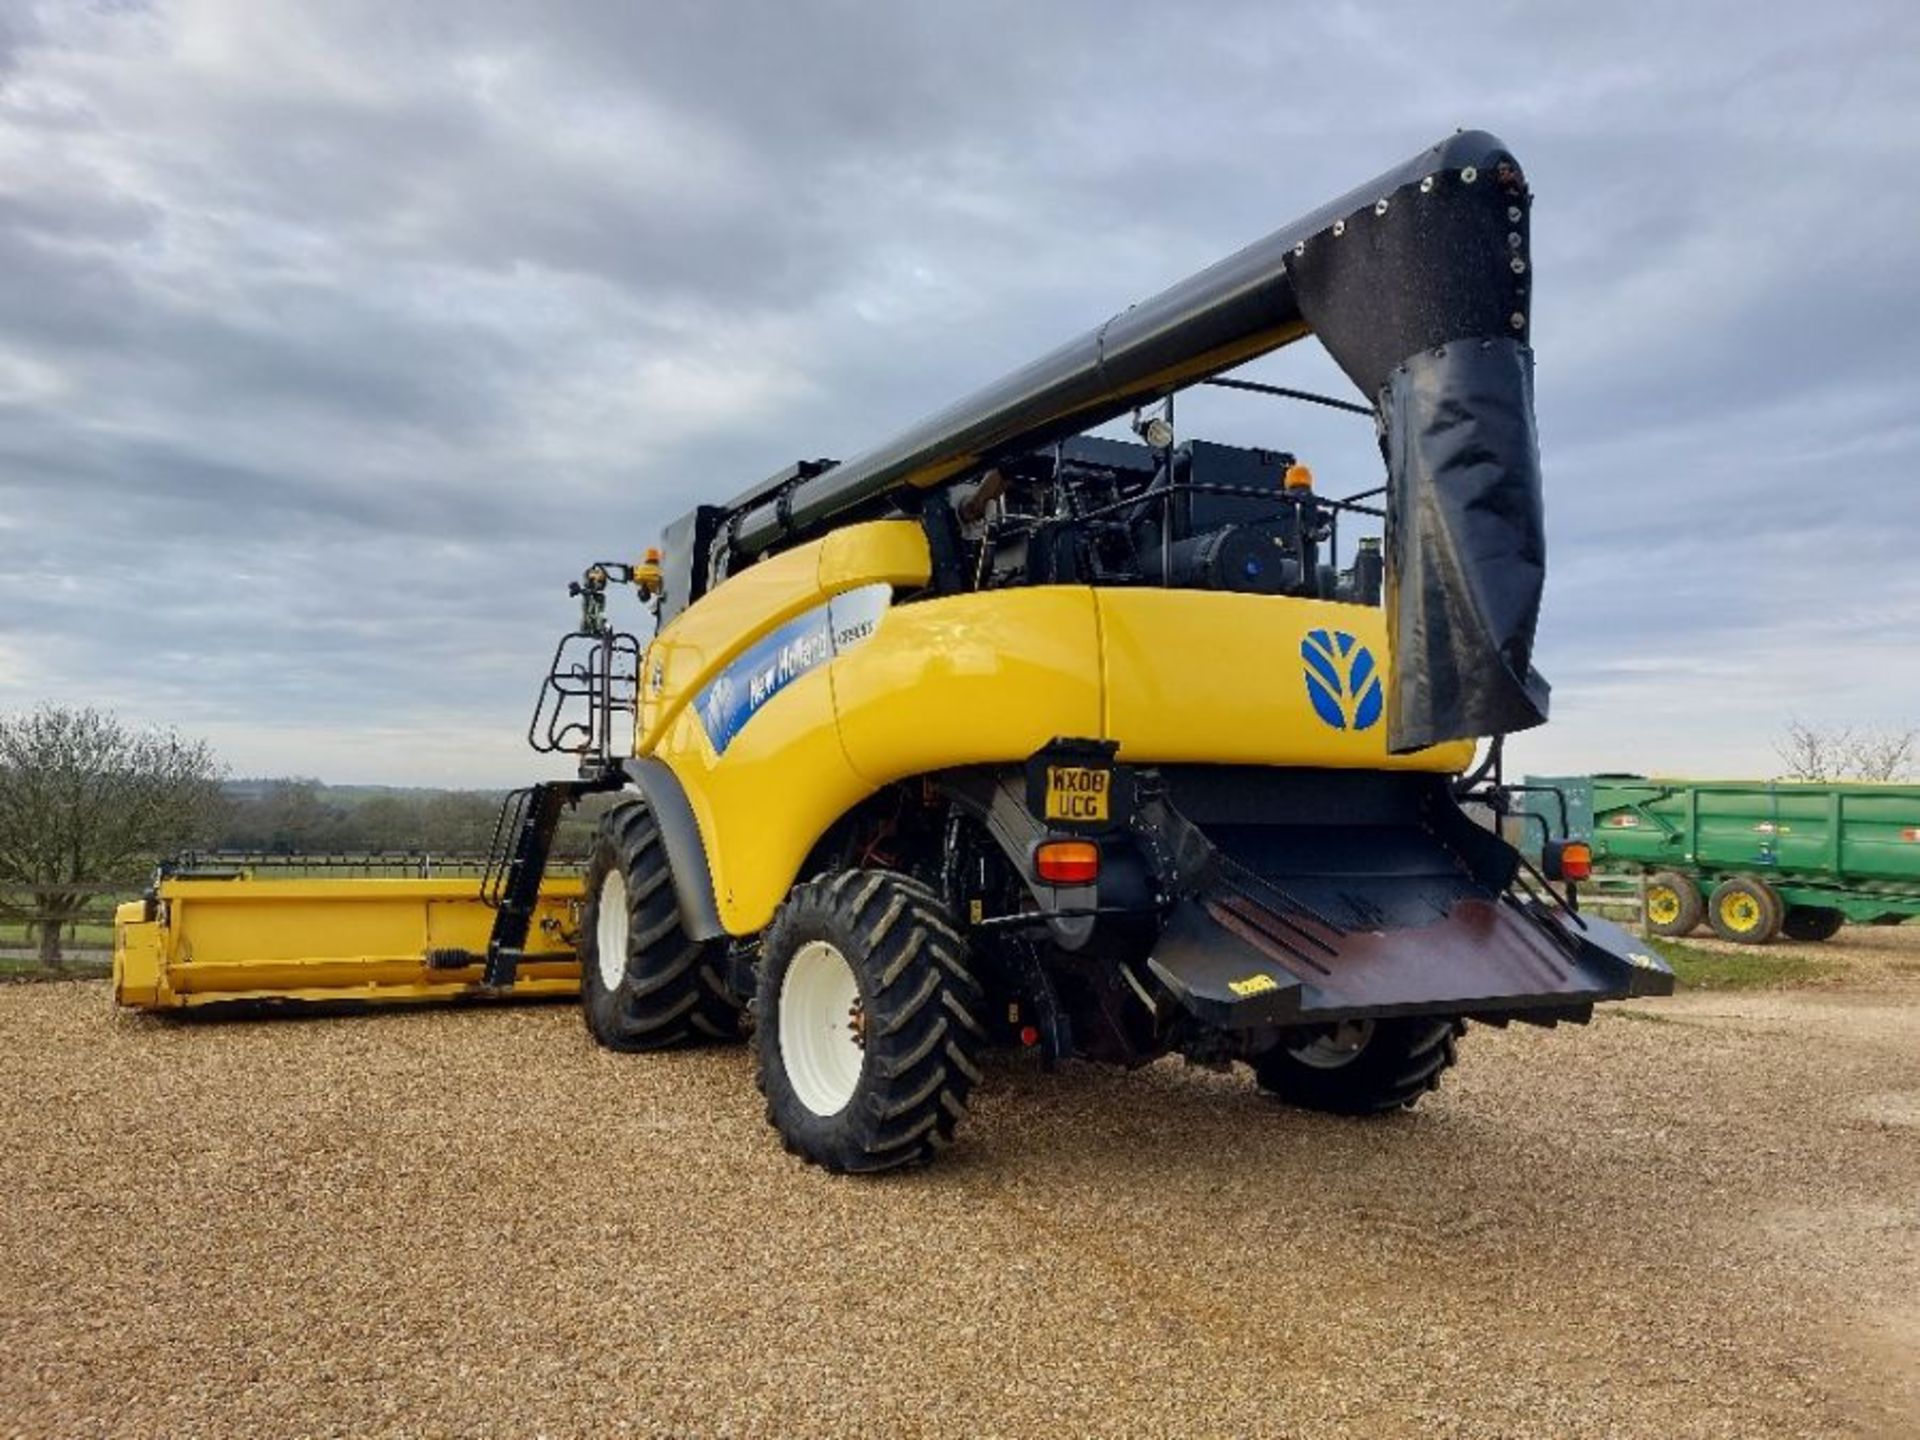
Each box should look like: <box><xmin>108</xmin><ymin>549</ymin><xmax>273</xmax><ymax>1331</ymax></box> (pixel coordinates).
<box><xmin>1301</xmin><ymin>628</ymin><xmax>1383</xmax><ymax>732</ymax></box>
<box><xmin>696</xmin><ymin>584</ymin><xmax>891</xmax><ymax>755</ymax></box>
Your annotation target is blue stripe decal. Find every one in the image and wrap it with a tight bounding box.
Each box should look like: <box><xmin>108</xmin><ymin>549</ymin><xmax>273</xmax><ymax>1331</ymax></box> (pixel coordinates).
<box><xmin>694</xmin><ymin>584</ymin><xmax>890</xmax><ymax>755</ymax></box>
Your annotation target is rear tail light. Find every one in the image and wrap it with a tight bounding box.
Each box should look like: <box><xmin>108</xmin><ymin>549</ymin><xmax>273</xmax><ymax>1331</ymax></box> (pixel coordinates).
<box><xmin>1034</xmin><ymin>839</ymin><xmax>1100</xmax><ymax>885</ymax></box>
<box><xmin>1545</xmin><ymin>839</ymin><xmax>1592</xmax><ymax>882</ymax></box>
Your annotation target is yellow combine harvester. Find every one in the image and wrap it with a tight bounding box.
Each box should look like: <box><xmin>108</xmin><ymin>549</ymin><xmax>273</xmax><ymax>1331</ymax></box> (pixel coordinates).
<box><xmin>118</xmin><ymin>129</ymin><xmax>1671</xmax><ymax>1170</ymax></box>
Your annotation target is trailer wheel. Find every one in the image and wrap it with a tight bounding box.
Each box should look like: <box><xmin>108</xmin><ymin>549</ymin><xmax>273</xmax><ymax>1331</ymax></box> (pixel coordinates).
<box><xmin>1252</xmin><ymin>1017</ymin><xmax>1464</xmax><ymax>1116</ymax></box>
<box><xmin>1781</xmin><ymin>905</ymin><xmax>1844</xmax><ymax>943</ymax></box>
<box><xmin>1643</xmin><ymin>871</ymin><xmax>1704</xmax><ymax>937</ymax></box>
<box><xmin>580</xmin><ymin>799</ymin><xmax>741</xmax><ymax>1050</ymax></box>
<box><xmin>755</xmin><ymin>870</ymin><xmax>985</xmax><ymax>1172</ymax></box>
<box><xmin>1706</xmin><ymin>876</ymin><xmax>1783</xmax><ymax>944</ymax></box>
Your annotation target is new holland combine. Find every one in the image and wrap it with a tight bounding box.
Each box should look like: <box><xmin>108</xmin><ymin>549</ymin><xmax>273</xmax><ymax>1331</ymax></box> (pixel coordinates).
<box><xmin>117</xmin><ymin>130</ymin><xmax>1672</xmax><ymax>1171</ymax></box>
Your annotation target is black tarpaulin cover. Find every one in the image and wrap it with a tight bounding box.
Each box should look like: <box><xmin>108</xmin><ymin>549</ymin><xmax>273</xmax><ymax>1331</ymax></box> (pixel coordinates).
<box><xmin>1285</xmin><ymin>145</ymin><xmax>1550</xmax><ymax>753</ymax></box>
<box><xmin>1380</xmin><ymin>339</ymin><xmax>1550</xmax><ymax>751</ymax></box>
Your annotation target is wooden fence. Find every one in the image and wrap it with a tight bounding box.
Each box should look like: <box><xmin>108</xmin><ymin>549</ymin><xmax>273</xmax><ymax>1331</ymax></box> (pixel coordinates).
<box><xmin>0</xmin><ymin>855</ymin><xmax>521</xmax><ymax>960</ymax></box>
<box><xmin>1580</xmin><ymin>873</ymin><xmax>1649</xmax><ymax>933</ymax></box>
<box><xmin>0</xmin><ymin>882</ymin><xmax>133</xmax><ymax>959</ymax></box>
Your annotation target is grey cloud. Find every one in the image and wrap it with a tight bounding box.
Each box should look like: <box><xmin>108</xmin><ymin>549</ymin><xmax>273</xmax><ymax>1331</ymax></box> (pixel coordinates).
<box><xmin>0</xmin><ymin>0</ymin><xmax>1916</xmax><ymax>784</ymax></box>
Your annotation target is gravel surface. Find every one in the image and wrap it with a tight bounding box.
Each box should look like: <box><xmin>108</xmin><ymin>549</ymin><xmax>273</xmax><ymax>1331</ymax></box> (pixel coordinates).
<box><xmin>4</xmin><ymin>950</ymin><xmax>1917</xmax><ymax>1437</ymax></box>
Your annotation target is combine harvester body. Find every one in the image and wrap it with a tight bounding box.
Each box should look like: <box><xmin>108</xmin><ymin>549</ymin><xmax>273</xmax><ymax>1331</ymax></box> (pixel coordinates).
<box><xmin>120</xmin><ymin>129</ymin><xmax>1671</xmax><ymax>1169</ymax></box>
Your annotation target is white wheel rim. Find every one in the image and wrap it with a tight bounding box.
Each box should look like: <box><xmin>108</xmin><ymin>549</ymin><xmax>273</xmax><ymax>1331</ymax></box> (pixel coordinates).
<box><xmin>595</xmin><ymin>870</ymin><xmax>629</xmax><ymax>992</ymax></box>
<box><xmin>779</xmin><ymin>939</ymin><xmax>865</xmax><ymax>1117</ymax></box>
<box><xmin>1290</xmin><ymin>1018</ymin><xmax>1374</xmax><ymax>1069</ymax></box>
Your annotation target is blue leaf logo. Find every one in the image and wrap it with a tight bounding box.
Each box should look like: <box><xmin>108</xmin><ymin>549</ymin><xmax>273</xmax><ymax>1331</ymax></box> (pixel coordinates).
<box><xmin>1301</xmin><ymin>629</ymin><xmax>1383</xmax><ymax>732</ymax></box>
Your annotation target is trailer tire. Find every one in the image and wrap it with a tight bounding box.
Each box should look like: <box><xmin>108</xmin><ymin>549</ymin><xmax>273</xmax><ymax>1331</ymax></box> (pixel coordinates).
<box><xmin>1781</xmin><ymin>905</ymin><xmax>1845</xmax><ymax>943</ymax></box>
<box><xmin>1707</xmin><ymin>876</ymin><xmax>1783</xmax><ymax>944</ymax></box>
<box><xmin>580</xmin><ymin>799</ymin><xmax>741</xmax><ymax>1051</ymax></box>
<box><xmin>1252</xmin><ymin>1017</ymin><xmax>1464</xmax><ymax>1116</ymax></box>
<box><xmin>755</xmin><ymin>870</ymin><xmax>985</xmax><ymax>1173</ymax></box>
<box><xmin>1644</xmin><ymin>871</ymin><xmax>1704</xmax><ymax>937</ymax></box>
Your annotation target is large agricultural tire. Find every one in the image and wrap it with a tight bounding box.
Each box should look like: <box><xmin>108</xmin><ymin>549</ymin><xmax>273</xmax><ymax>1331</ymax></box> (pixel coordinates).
<box><xmin>1781</xmin><ymin>905</ymin><xmax>1845</xmax><ymax>943</ymax></box>
<box><xmin>755</xmin><ymin>869</ymin><xmax>986</xmax><ymax>1173</ymax></box>
<box><xmin>1643</xmin><ymin>871</ymin><xmax>1705</xmax><ymax>937</ymax></box>
<box><xmin>1252</xmin><ymin>1017</ymin><xmax>1465</xmax><ymax>1116</ymax></box>
<box><xmin>1706</xmin><ymin>875</ymin><xmax>1783</xmax><ymax>945</ymax></box>
<box><xmin>580</xmin><ymin>799</ymin><xmax>741</xmax><ymax>1051</ymax></box>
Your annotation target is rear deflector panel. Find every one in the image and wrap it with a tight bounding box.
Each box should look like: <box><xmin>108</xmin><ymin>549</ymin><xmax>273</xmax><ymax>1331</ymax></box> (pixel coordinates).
<box><xmin>1144</xmin><ymin>770</ymin><xmax>1670</xmax><ymax>1029</ymax></box>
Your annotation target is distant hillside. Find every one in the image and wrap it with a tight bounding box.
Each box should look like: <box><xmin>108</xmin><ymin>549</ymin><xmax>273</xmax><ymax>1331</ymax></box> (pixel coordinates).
<box><xmin>222</xmin><ymin>779</ymin><xmax>501</xmax><ymax>802</ymax></box>
<box><xmin>213</xmin><ymin>778</ymin><xmax>608</xmax><ymax>859</ymax></box>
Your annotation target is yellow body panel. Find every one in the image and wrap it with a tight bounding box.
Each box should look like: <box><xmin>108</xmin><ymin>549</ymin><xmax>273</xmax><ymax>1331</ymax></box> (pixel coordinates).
<box><xmin>640</xmin><ymin>520</ymin><xmax>1477</xmax><ymax>936</ymax></box>
<box><xmin>110</xmin><ymin>876</ymin><xmax>583</xmax><ymax>1011</ymax></box>
<box><xmin>1094</xmin><ymin>589</ymin><xmax>1477</xmax><ymax>771</ymax></box>
<box><xmin>663</xmin><ymin>670</ymin><xmax>874</xmax><ymax>934</ymax></box>
<box><xmin>637</xmin><ymin>520</ymin><xmax>931</xmax><ymax>751</ymax></box>
<box><xmin>816</xmin><ymin>520</ymin><xmax>934</xmax><ymax>594</ymax></box>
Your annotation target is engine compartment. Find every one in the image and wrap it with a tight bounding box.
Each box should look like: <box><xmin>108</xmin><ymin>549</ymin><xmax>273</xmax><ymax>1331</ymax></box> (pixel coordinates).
<box><xmin>964</xmin><ymin>434</ymin><xmax>1384</xmax><ymax>605</ymax></box>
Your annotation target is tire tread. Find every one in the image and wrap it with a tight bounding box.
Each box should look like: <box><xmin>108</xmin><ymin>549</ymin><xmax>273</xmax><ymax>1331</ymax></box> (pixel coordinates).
<box><xmin>581</xmin><ymin>798</ymin><xmax>741</xmax><ymax>1052</ymax></box>
<box><xmin>755</xmin><ymin>869</ymin><xmax>984</xmax><ymax>1172</ymax></box>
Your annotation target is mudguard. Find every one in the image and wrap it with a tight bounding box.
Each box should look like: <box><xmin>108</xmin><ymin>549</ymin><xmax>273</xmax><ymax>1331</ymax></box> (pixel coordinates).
<box><xmin>620</xmin><ymin>757</ymin><xmax>725</xmax><ymax>942</ymax></box>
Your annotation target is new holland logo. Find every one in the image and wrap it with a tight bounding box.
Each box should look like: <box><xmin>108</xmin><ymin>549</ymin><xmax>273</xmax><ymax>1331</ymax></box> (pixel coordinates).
<box><xmin>1301</xmin><ymin>628</ymin><xmax>1383</xmax><ymax>732</ymax></box>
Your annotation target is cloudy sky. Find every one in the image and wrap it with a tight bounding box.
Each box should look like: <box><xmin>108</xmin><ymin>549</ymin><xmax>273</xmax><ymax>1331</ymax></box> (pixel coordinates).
<box><xmin>2</xmin><ymin>1</ymin><xmax>1915</xmax><ymax>786</ymax></box>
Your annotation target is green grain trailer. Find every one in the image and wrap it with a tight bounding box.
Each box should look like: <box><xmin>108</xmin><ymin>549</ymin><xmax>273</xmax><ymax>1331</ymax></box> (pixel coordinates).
<box><xmin>1577</xmin><ymin>777</ymin><xmax>1920</xmax><ymax>943</ymax></box>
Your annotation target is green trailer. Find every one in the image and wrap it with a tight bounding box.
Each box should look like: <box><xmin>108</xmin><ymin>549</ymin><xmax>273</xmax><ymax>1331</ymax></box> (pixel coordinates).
<box><xmin>1551</xmin><ymin>776</ymin><xmax>1920</xmax><ymax>943</ymax></box>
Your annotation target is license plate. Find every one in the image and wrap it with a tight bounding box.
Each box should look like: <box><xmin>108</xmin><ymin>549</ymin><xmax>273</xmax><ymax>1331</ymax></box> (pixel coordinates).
<box><xmin>1044</xmin><ymin>765</ymin><xmax>1110</xmax><ymax>823</ymax></box>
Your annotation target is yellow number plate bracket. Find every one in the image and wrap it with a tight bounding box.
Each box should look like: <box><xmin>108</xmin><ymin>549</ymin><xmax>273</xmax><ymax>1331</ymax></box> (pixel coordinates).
<box><xmin>1024</xmin><ymin>737</ymin><xmax>1130</xmax><ymax>833</ymax></box>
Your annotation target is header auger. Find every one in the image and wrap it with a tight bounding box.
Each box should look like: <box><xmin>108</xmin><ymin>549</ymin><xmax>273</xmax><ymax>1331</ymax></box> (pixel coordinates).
<box><xmin>116</xmin><ymin>130</ymin><xmax>1670</xmax><ymax>1172</ymax></box>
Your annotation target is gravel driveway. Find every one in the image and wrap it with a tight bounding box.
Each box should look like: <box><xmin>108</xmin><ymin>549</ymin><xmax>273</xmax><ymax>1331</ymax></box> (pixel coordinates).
<box><xmin>4</xmin><ymin>957</ymin><xmax>1916</xmax><ymax>1437</ymax></box>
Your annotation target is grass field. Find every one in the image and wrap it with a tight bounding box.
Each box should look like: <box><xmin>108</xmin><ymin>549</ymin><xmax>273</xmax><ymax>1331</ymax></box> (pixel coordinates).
<box><xmin>1650</xmin><ymin>936</ymin><xmax>1837</xmax><ymax>990</ymax></box>
<box><xmin>0</xmin><ymin>921</ymin><xmax>114</xmax><ymax>949</ymax></box>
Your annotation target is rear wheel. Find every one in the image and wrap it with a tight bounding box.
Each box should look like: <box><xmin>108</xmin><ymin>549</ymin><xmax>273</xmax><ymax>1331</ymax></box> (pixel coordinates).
<box><xmin>1781</xmin><ymin>905</ymin><xmax>1844</xmax><ymax>943</ymax></box>
<box><xmin>1707</xmin><ymin>876</ymin><xmax>1783</xmax><ymax>944</ymax></box>
<box><xmin>755</xmin><ymin>870</ymin><xmax>986</xmax><ymax>1172</ymax></box>
<box><xmin>580</xmin><ymin>799</ymin><xmax>741</xmax><ymax>1050</ymax></box>
<box><xmin>1643</xmin><ymin>871</ymin><xmax>1704</xmax><ymax>937</ymax></box>
<box><xmin>1253</xmin><ymin>1016</ymin><xmax>1464</xmax><ymax>1115</ymax></box>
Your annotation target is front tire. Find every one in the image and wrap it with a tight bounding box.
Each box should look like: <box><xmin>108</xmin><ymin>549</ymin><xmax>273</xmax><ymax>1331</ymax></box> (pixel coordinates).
<box><xmin>756</xmin><ymin>870</ymin><xmax>986</xmax><ymax>1172</ymax></box>
<box><xmin>580</xmin><ymin>799</ymin><xmax>741</xmax><ymax>1050</ymax></box>
<box><xmin>1253</xmin><ymin>1017</ymin><xmax>1464</xmax><ymax>1115</ymax></box>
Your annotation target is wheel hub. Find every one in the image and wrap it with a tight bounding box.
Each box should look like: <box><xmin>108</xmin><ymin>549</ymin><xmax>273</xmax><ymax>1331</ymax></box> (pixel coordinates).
<box><xmin>779</xmin><ymin>939</ymin><xmax>867</xmax><ymax>1117</ymax></box>
<box><xmin>1288</xmin><ymin>1018</ymin><xmax>1375</xmax><ymax>1070</ymax></box>
<box><xmin>1722</xmin><ymin>894</ymin><xmax>1760</xmax><ymax>931</ymax></box>
<box><xmin>595</xmin><ymin>870</ymin><xmax>630</xmax><ymax>991</ymax></box>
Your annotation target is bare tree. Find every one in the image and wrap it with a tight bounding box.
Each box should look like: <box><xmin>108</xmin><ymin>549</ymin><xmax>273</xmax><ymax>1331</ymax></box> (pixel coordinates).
<box><xmin>1774</xmin><ymin>719</ymin><xmax>1917</xmax><ymax>782</ymax></box>
<box><xmin>0</xmin><ymin>707</ymin><xmax>223</xmax><ymax>967</ymax></box>
<box><xmin>1848</xmin><ymin>728</ymin><xmax>1918</xmax><ymax>782</ymax></box>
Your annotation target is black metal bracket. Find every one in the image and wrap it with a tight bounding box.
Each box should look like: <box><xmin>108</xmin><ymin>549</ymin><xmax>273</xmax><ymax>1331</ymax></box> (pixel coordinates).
<box><xmin>902</xmin><ymin>486</ymin><xmax>969</xmax><ymax>594</ymax></box>
<box><xmin>479</xmin><ymin>772</ymin><xmax>625</xmax><ymax>987</ymax></box>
